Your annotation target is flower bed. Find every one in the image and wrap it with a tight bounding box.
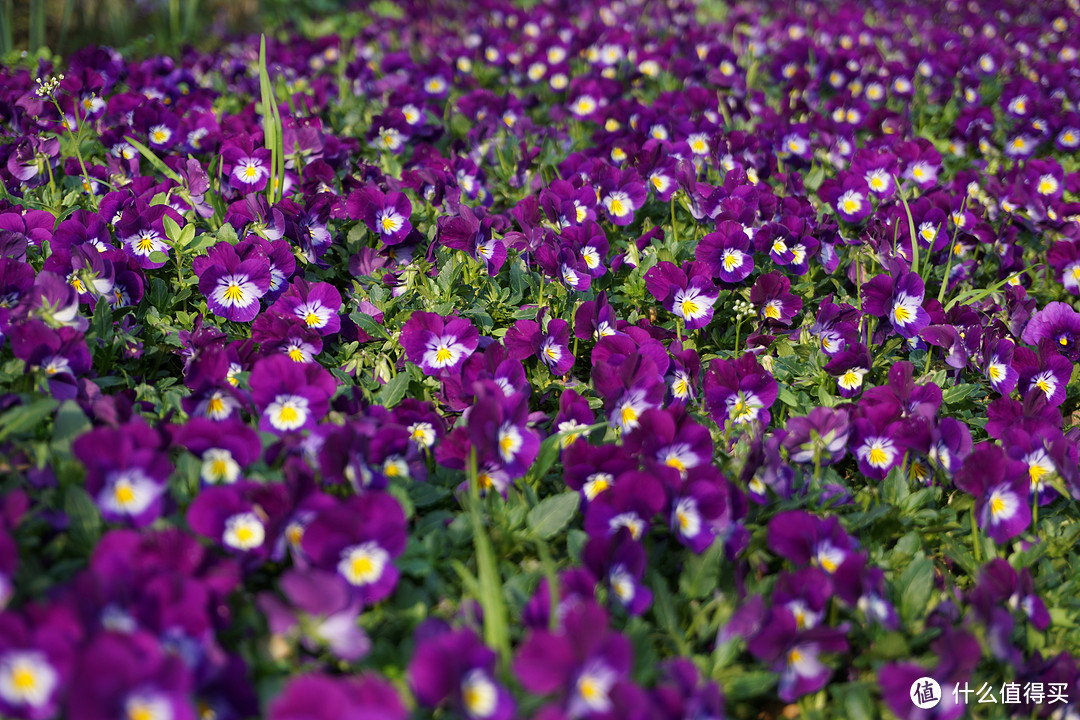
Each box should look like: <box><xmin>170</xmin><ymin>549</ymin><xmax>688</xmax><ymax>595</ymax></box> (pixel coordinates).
<box><xmin>2</xmin><ymin>0</ymin><xmax>1080</xmax><ymax>718</ymax></box>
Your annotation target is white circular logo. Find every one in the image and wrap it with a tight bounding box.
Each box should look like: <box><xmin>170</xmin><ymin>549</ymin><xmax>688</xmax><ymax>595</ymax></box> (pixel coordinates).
<box><xmin>911</xmin><ymin>677</ymin><xmax>941</xmax><ymax>709</ymax></box>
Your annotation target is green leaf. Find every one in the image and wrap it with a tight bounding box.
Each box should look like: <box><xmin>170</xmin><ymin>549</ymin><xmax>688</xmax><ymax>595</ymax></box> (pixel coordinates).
<box><xmin>349</xmin><ymin>310</ymin><xmax>390</xmax><ymax>340</ymax></box>
<box><xmin>679</xmin><ymin>541</ymin><xmax>725</xmax><ymax>599</ymax></box>
<box><xmin>0</xmin><ymin>398</ymin><xmax>59</xmax><ymax>442</ymax></box>
<box><xmin>526</xmin><ymin>491</ymin><xmax>580</xmax><ymax>540</ymax></box>
<box><xmin>777</xmin><ymin>386</ymin><xmax>799</xmax><ymax>408</ymax></box>
<box><xmin>376</xmin><ymin>373</ymin><xmax>410</xmax><ymax>408</ymax></box>
<box><xmin>123</xmin><ymin>135</ymin><xmax>183</xmax><ymax>185</ymax></box>
<box><xmin>899</xmin><ymin>555</ymin><xmax>935</xmax><ymax>622</ymax></box>
<box><xmin>63</xmin><ymin>485</ymin><xmax>101</xmax><ymax>550</ymax></box>
<box><xmin>51</xmin><ymin>400</ymin><xmax>90</xmax><ymax>455</ymax></box>
<box><xmin>162</xmin><ymin>215</ymin><xmax>183</xmax><ymax>245</ymax></box>
<box><xmin>148</xmin><ymin>251</ymin><xmax>169</xmax><ymax>265</ymax></box>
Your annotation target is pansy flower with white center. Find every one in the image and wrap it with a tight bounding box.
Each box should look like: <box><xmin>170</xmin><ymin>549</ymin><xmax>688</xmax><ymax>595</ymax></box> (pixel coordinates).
<box><xmin>750</xmin><ymin>271</ymin><xmax>802</xmax><ymax>326</ymax></box>
<box><xmin>249</xmin><ymin>353</ymin><xmax>336</xmax><ymax>436</ymax></box>
<box><xmin>436</xmin><ymin>202</ymin><xmax>507</xmax><ymax>274</ymax></box>
<box><xmin>347</xmin><ymin>186</ymin><xmax>413</xmax><ymax>246</ymax></box>
<box><xmin>266</xmin><ymin>278</ymin><xmax>342</xmax><ymax>336</ymax></box>
<box><xmin>1011</xmin><ymin>342</ymin><xmax>1073</xmax><ymax>408</ymax></box>
<box><xmin>301</xmin><ymin>492</ymin><xmax>407</xmax><ymax>605</ymax></box>
<box><xmin>187</xmin><ymin>482</ymin><xmax>287</xmax><ymax>560</ymax></box>
<box><xmin>697</xmin><ymin>220</ymin><xmax>754</xmax><ymax>283</ymax></box>
<box><xmin>114</xmin><ymin>202</ymin><xmax>183</xmax><ymax>271</ymax></box>
<box><xmin>596</xmin><ymin>165</ymin><xmax>647</xmax><ymax>227</ymax></box>
<box><xmin>703</xmin><ymin>353</ymin><xmax>778</xmax><ymax>428</ymax></box>
<box><xmin>956</xmin><ymin>444</ymin><xmax>1032</xmax><ymax>543</ymax></box>
<box><xmin>98</xmin><ymin>471</ymin><xmax>158</xmax><ymax>523</ymax></box>
<box><xmin>400</xmin><ymin>311</ymin><xmax>480</xmax><ymax>377</ymax></box>
<box><xmin>850</xmin><ymin>407</ymin><xmax>903</xmax><ymax>480</ymax></box>
<box><xmin>193</xmin><ymin>241</ymin><xmax>272</xmax><ymax>323</ymax></box>
<box><xmin>862</xmin><ymin>267</ymin><xmax>930</xmax><ymax>339</ymax></box>
<box><xmin>643</xmin><ymin>260</ymin><xmax>718</xmax><ymax>331</ymax></box>
<box><xmin>177</xmin><ymin>417</ymin><xmax>262</xmax><ymax>487</ymax></box>
<box><xmin>409</xmin><ymin>627</ymin><xmax>514</xmax><ymax>720</ymax></box>
<box><xmin>824</xmin><ymin>345</ymin><xmax>872</xmax><ymax>398</ymax></box>
<box><xmin>582</xmin><ymin>528</ymin><xmax>652</xmax><ymax>616</ymax></box>
<box><xmin>0</xmin><ymin>650</ymin><xmax>60</xmax><ymax>714</ymax></box>
<box><xmin>503</xmin><ymin>314</ymin><xmax>575</xmax><ymax>376</ymax></box>
<box><xmin>515</xmin><ymin>602</ymin><xmax>632</xmax><ymax>718</ymax></box>
<box><xmin>72</xmin><ymin>418</ymin><xmax>172</xmax><ymax>529</ymax></box>
<box><xmin>819</xmin><ymin>171</ymin><xmax>873</xmax><ymax>224</ymax></box>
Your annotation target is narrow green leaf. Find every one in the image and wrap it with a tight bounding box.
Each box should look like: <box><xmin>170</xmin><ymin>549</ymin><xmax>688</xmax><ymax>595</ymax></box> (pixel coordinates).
<box><xmin>123</xmin><ymin>135</ymin><xmax>184</xmax><ymax>185</ymax></box>
<box><xmin>0</xmin><ymin>398</ymin><xmax>59</xmax><ymax>441</ymax></box>
<box><xmin>526</xmin><ymin>492</ymin><xmax>580</xmax><ymax>540</ymax></box>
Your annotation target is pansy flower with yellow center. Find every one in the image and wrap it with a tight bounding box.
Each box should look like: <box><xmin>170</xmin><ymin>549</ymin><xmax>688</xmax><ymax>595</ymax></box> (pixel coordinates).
<box><xmin>643</xmin><ymin>260</ymin><xmax>719</xmax><ymax>330</ymax></box>
<box><xmin>703</xmin><ymin>353</ymin><xmax>778</xmax><ymax>428</ymax></box>
<box><xmin>115</xmin><ymin>202</ymin><xmax>184</xmax><ymax>270</ymax></box>
<box><xmin>955</xmin><ymin>444</ymin><xmax>1032</xmax><ymax>543</ymax></box>
<box><xmin>301</xmin><ymin>492</ymin><xmax>407</xmax><ymax>605</ymax></box>
<box><xmin>862</xmin><ymin>268</ymin><xmax>929</xmax><ymax>339</ymax></box>
<box><xmin>0</xmin><ymin>649</ymin><xmax>60</xmax><ymax>714</ymax></box>
<box><xmin>194</xmin><ymin>242</ymin><xmax>272</xmax><ymax>323</ymax></box>
<box><xmin>72</xmin><ymin>418</ymin><xmax>171</xmax><ymax>528</ymax></box>
<box><xmin>697</xmin><ymin>220</ymin><xmax>754</xmax><ymax>282</ymax></box>
<box><xmin>409</xmin><ymin>628</ymin><xmax>513</xmax><ymax>720</ymax></box>
<box><xmin>596</xmin><ymin>165</ymin><xmax>647</xmax><ymax>227</ymax></box>
<box><xmin>249</xmin><ymin>353</ymin><xmax>336</xmax><ymax>435</ymax></box>
<box><xmin>401</xmin><ymin>311</ymin><xmax>479</xmax><ymax>376</ymax></box>
<box><xmin>347</xmin><ymin>186</ymin><xmax>413</xmax><ymax>245</ymax></box>
<box><xmin>582</xmin><ymin>527</ymin><xmax>652</xmax><ymax>616</ymax></box>
<box><xmin>750</xmin><ymin>271</ymin><xmax>802</xmax><ymax>326</ymax></box>
<box><xmin>268</xmin><ymin>278</ymin><xmax>342</xmax><ymax>336</ymax></box>
<box><xmin>176</xmin><ymin>417</ymin><xmax>261</xmax><ymax>487</ymax></box>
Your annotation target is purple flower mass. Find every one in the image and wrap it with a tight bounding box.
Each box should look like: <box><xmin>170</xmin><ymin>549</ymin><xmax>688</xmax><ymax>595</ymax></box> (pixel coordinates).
<box><xmin>7</xmin><ymin>1</ymin><xmax>1080</xmax><ymax>718</ymax></box>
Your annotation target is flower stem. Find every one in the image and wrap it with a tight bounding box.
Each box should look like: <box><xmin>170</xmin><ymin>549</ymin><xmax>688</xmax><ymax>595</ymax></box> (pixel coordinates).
<box><xmin>970</xmin><ymin>503</ymin><xmax>982</xmax><ymax>563</ymax></box>
<box><xmin>467</xmin><ymin>449</ymin><xmax>511</xmax><ymax>668</ymax></box>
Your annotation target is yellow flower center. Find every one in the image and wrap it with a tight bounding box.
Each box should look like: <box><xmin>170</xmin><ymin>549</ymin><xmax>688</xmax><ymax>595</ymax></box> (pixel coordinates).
<box><xmin>223</xmin><ymin>283</ymin><xmax>245</xmax><ymax>302</ymax></box>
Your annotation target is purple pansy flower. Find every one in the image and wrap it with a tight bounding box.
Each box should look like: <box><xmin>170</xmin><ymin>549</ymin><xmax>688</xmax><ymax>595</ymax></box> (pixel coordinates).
<box><xmin>409</xmin><ymin>625</ymin><xmax>514</xmax><ymax>720</ymax></box>
<box><xmin>258</xmin><ymin>568</ymin><xmax>370</xmax><ymax>662</ymax></box>
<box><xmin>249</xmin><ymin>354</ymin><xmax>337</xmax><ymax>434</ymax></box>
<box><xmin>513</xmin><ymin>602</ymin><xmax>634</xmax><ymax>720</ymax></box>
<box><xmin>186</xmin><ymin>482</ymin><xmax>289</xmax><ymax>559</ymax></box>
<box><xmin>66</xmin><ymin>631</ymin><xmax>195</xmax><ymax>720</ymax></box>
<box><xmin>746</xmin><ymin>605</ymin><xmax>849</xmax><ymax>702</ymax></box>
<box><xmin>504</xmin><ymin>313</ymin><xmax>575</xmax><ymax>375</ymax></box>
<box><xmin>862</xmin><ymin>267</ymin><xmax>930</xmax><ymax>339</ymax></box>
<box><xmin>955</xmin><ymin>443</ymin><xmax>1031</xmax><ymax>543</ymax></box>
<box><xmin>1021</xmin><ymin>301</ymin><xmax>1080</xmax><ymax>361</ymax></box>
<box><xmin>194</xmin><ymin>242</ymin><xmax>272</xmax><ymax>323</ymax></box>
<box><xmin>750</xmin><ymin>272</ymin><xmax>802</xmax><ymax>326</ymax></box>
<box><xmin>644</xmin><ymin>261</ymin><xmax>718</xmax><ymax>330</ymax></box>
<box><xmin>768</xmin><ymin>510</ymin><xmax>857</xmax><ymax>574</ymax></box>
<box><xmin>176</xmin><ymin>417</ymin><xmax>261</xmax><ymax>485</ymax></box>
<box><xmin>401</xmin><ymin>311</ymin><xmax>479</xmax><ymax>376</ymax></box>
<box><xmin>348</xmin><ymin>186</ymin><xmax>413</xmax><ymax>246</ymax></box>
<box><xmin>269</xmin><ymin>279</ymin><xmax>342</xmax><ymax>336</ymax></box>
<box><xmin>703</xmin><ymin>354</ymin><xmax>778</xmax><ymax>427</ymax></box>
<box><xmin>583</xmin><ymin>529</ymin><xmax>652</xmax><ymax>616</ymax></box>
<box><xmin>696</xmin><ymin>220</ymin><xmax>754</xmax><ymax>283</ymax></box>
<box><xmin>1013</xmin><ymin>343</ymin><xmax>1073</xmax><ymax>407</ymax></box>
<box><xmin>72</xmin><ymin>419</ymin><xmax>172</xmax><ymax>528</ymax></box>
<box><xmin>301</xmin><ymin>492</ymin><xmax>408</xmax><ymax>606</ymax></box>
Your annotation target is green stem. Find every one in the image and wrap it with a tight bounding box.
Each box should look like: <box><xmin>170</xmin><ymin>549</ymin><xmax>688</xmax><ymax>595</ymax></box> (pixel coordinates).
<box><xmin>467</xmin><ymin>449</ymin><xmax>511</xmax><ymax>668</ymax></box>
<box><xmin>970</xmin><ymin>503</ymin><xmax>982</xmax><ymax>563</ymax></box>
<box><xmin>670</xmin><ymin>196</ymin><xmax>678</xmax><ymax>247</ymax></box>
